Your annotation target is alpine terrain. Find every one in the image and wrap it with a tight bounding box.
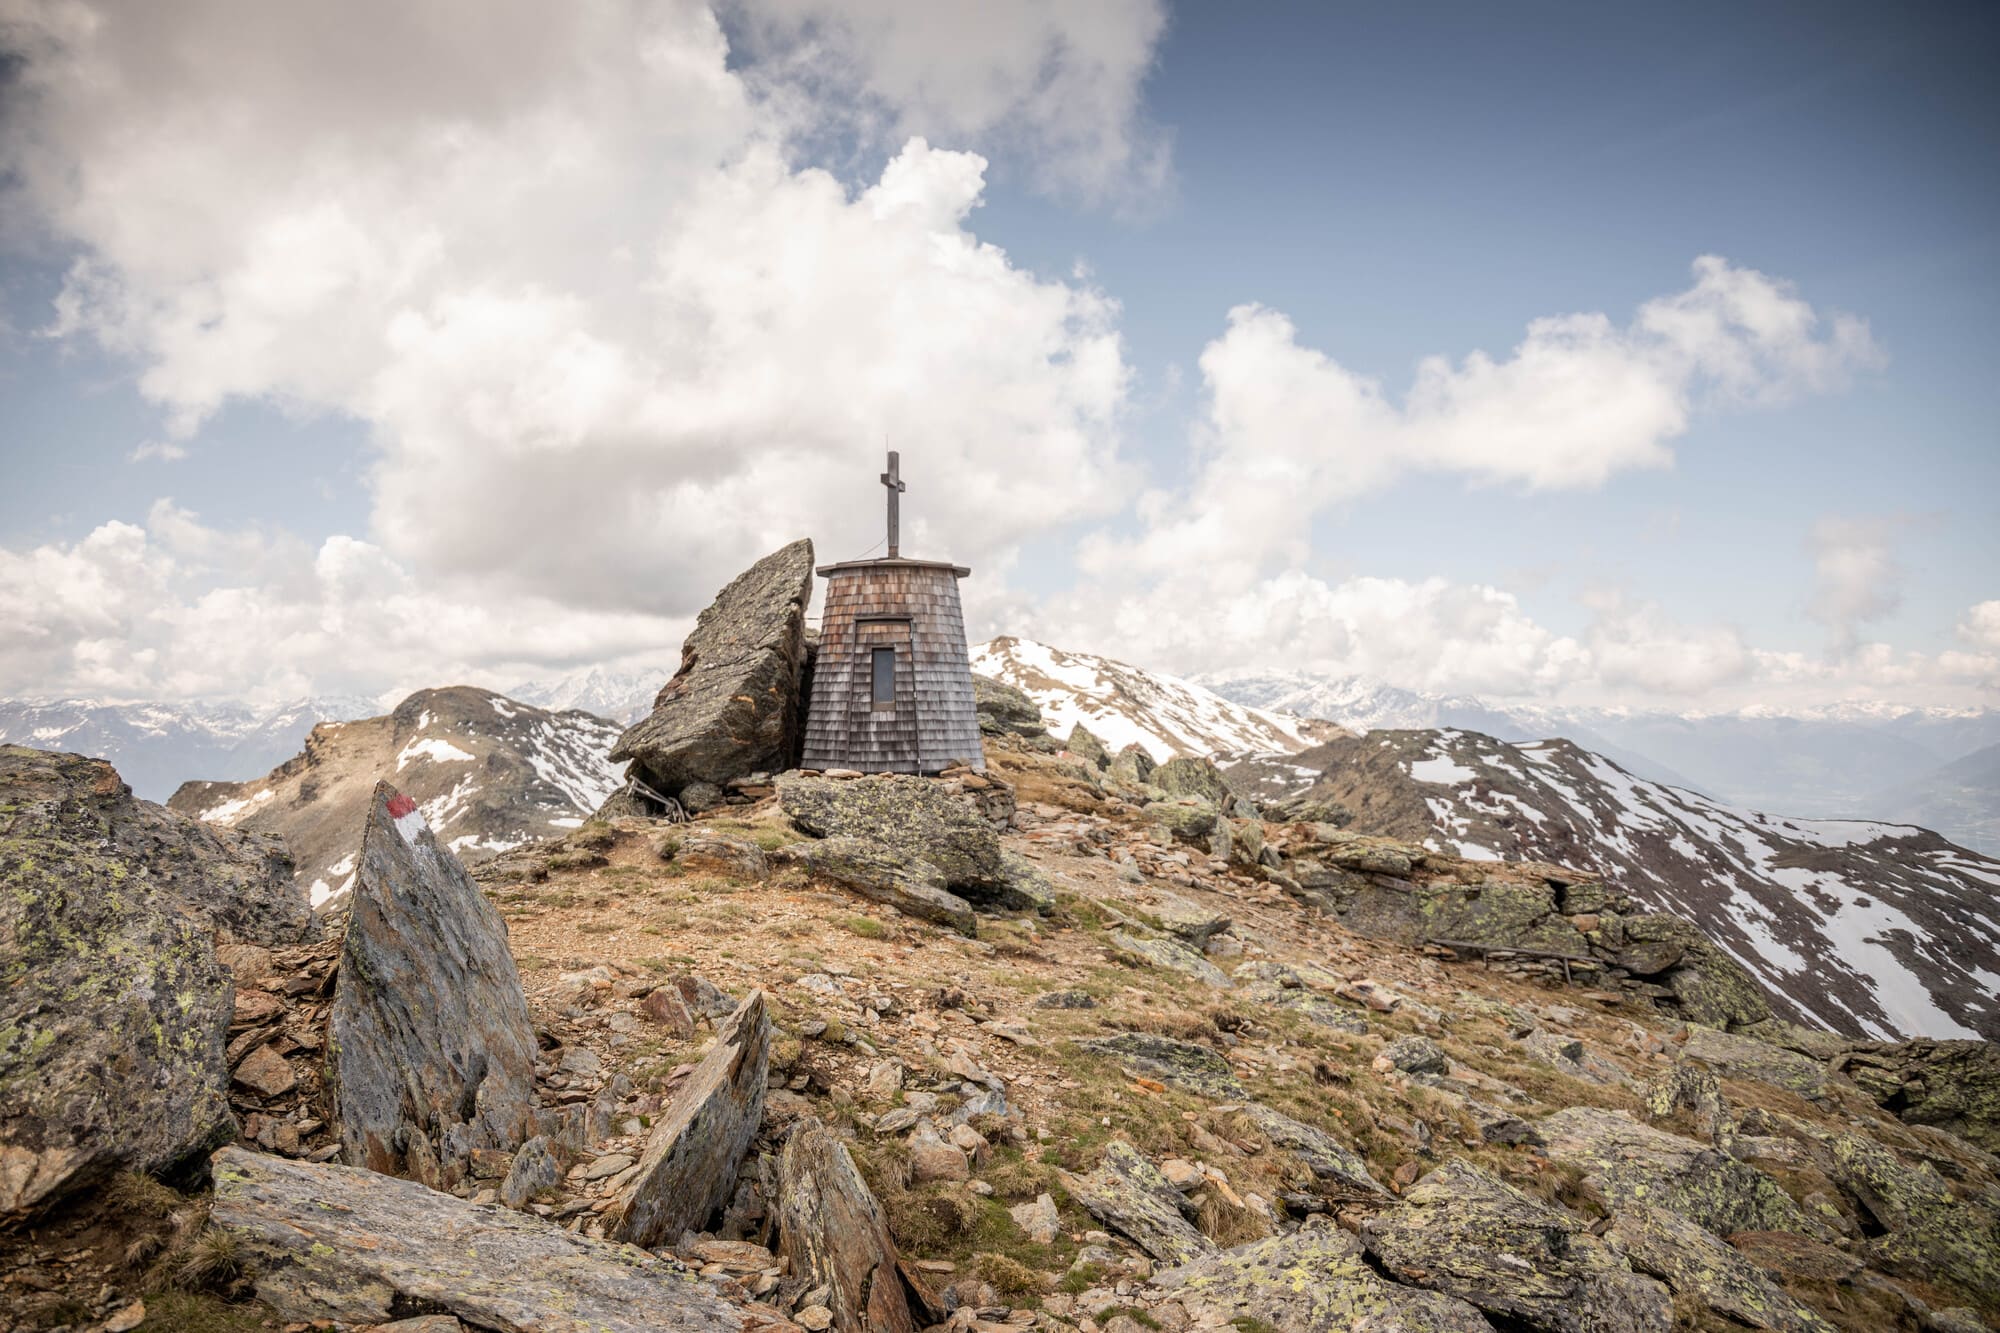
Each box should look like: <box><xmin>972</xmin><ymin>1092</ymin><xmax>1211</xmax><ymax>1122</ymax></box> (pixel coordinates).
<box><xmin>168</xmin><ymin>685</ymin><xmax>624</xmax><ymax>905</ymax></box>
<box><xmin>1228</xmin><ymin>728</ymin><xmax>2000</xmax><ymax>1043</ymax></box>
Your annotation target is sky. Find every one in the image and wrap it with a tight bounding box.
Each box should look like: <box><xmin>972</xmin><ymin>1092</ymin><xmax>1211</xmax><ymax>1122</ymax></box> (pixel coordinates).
<box><xmin>1</xmin><ymin>0</ymin><xmax>1996</xmax><ymax>712</ymax></box>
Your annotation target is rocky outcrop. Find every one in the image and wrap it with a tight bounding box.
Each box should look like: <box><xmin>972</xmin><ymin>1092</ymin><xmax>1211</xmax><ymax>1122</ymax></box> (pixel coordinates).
<box><xmin>610</xmin><ymin>540</ymin><xmax>815</xmax><ymax>802</ymax></box>
<box><xmin>1057</xmin><ymin>1139</ymin><xmax>1215</xmax><ymax>1267</ymax></box>
<box><xmin>1</xmin><ymin>746</ymin><xmax>307</xmax><ymax>1222</ymax></box>
<box><xmin>609</xmin><ymin>990</ymin><xmax>769</xmax><ymax>1246</ymax></box>
<box><xmin>971</xmin><ymin>674</ymin><xmax>1048</xmax><ymax>740</ymax></box>
<box><xmin>1239</xmin><ymin>1103</ymin><xmax>1386</xmax><ymax>1199</ymax></box>
<box><xmin>1108</xmin><ymin>930</ymin><xmax>1230</xmax><ymax>987</ymax></box>
<box><xmin>1536</xmin><ymin>1107</ymin><xmax>1808</xmax><ymax>1237</ymax></box>
<box><xmin>778</xmin><ymin>774</ymin><xmax>1049</xmax><ymax>914</ymax></box>
<box><xmin>327</xmin><ymin>782</ymin><xmax>537</xmax><ymax>1185</ymax></box>
<box><xmin>1361</xmin><ymin>1160</ymin><xmax>1672</xmax><ymax>1333</ymax></box>
<box><xmin>1834</xmin><ymin>1038</ymin><xmax>2000</xmax><ymax>1151</ymax></box>
<box><xmin>1152</xmin><ymin>1224</ymin><xmax>1494</xmax><ymax>1332</ymax></box>
<box><xmin>1826</xmin><ymin>1132</ymin><xmax>2000</xmax><ymax>1300</ymax></box>
<box><xmin>207</xmin><ymin>1146</ymin><xmax>773</xmax><ymax>1332</ymax></box>
<box><xmin>1679</xmin><ymin>1025</ymin><xmax>1830</xmax><ymax>1101</ymax></box>
<box><xmin>1108</xmin><ymin>743</ymin><xmax>1156</xmax><ymax>787</ymax></box>
<box><xmin>1065</xmin><ymin>724</ymin><xmax>1111</xmax><ymax>770</ymax></box>
<box><xmin>773</xmin><ymin>1117</ymin><xmax>924</xmax><ymax>1333</ymax></box>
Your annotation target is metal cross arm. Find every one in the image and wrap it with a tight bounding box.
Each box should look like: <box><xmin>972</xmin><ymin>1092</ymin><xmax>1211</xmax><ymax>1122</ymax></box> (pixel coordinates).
<box><xmin>880</xmin><ymin>450</ymin><xmax>906</xmax><ymax>558</ymax></box>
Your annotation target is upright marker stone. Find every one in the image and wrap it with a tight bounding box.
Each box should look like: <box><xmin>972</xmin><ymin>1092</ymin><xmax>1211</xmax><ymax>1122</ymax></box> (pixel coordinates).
<box><xmin>327</xmin><ymin>782</ymin><xmax>537</xmax><ymax>1185</ymax></box>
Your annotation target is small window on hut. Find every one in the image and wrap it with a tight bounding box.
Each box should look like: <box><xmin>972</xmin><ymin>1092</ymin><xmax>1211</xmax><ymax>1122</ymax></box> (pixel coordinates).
<box><xmin>871</xmin><ymin>646</ymin><xmax>897</xmax><ymax>709</ymax></box>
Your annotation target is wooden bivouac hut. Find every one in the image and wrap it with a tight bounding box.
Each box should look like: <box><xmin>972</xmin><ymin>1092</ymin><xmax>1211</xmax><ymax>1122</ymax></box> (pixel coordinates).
<box><xmin>800</xmin><ymin>452</ymin><xmax>984</xmax><ymax>775</ymax></box>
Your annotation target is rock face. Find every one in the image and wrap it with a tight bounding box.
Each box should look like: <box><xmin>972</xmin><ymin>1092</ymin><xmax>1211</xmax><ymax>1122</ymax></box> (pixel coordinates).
<box><xmin>1153</xmin><ymin>1225</ymin><xmax>1494</xmax><ymax>1333</ymax></box>
<box><xmin>779</xmin><ymin>837</ymin><xmax>977</xmax><ymax>936</ymax></box>
<box><xmin>327</xmin><ymin>782</ymin><xmax>537</xmax><ymax>1185</ymax></box>
<box><xmin>778</xmin><ymin>774</ymin><xmax>1048</xmax><ymax>914</ymax></box>
<box><xmin>609</xmin><ymin>991</ymin><xmax>769</xmax><ymax>1247</ymax></box>
<box><xmin>1536</xmin><ymin>1107</ymin><xmax>1808</xmax><ymax>1237</ymax></box>
<box><xmin>1151</xmin><ymin>756</ymin><xmax>1234</xmax><ymax>806</ymax></box>
<box><xmin>0</xmin><ymin>746</ymin><xmax>307</xmax><ymax>1221</ymax></box>
<box><xmin>1835</xmin><ymin>1038</ymin><xmax>2000</xmax><ymax>1151</ymax></box>
<box><xmin>972</xmin><ymin>674</ymin><xmax>1047</xmax><ymax>740</ymax></box>
<box><xmin>171</xmin><ymin>686</ymin><xmax>624</xmax><ymax>906</ymax></box>
<box><xmin>207</xmin><ymin>1147</ymin><xmax>763</xmax><ymax>1332</ymax></box>
<box><xmin>609</xmin><ymin>540</ymin><xmax>815</xmax><ymax>801</ymax></box>
<box><xmin>774</xmin><ymin>1117</ymin><xmax>922</xmax><ymax>1333</ymax></box>
<box><xmin>1606</xmin><ymin>1204</ymin><xmax>1834</xmax><ymax>1333</ymax></box>
<box><xmin>1361</xmin><ymin>1161</ymin><xmax>1672</xmax><ymax>1333</ymax></box>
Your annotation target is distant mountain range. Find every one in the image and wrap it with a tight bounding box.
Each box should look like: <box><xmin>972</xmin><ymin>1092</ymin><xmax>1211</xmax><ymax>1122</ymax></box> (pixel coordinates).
<box><xmin>169</xmin><ymin>686</ymin><xmax>624</xmax><ymax>906</ymax></box>
<box><xmin>508</xmin><ymin>666</ymin><xmax>664</xmax><ymax>725</ymax></box>
<box><xmin>1226</xmin><ymin>727</ymin><xmax>2000</xmax><ymax>1042</ymax></box>
<box><xmin>1196</xmin><ymin>667</ymin><xmax>2000</xmax><ymax>854</ymax></box>
<box><xmin>0</xmin><ymin>695</ymin><xmax>375</xmax><ymax>802</ymax></box>
<box><xmin>970</xmin><ymin>636</ymin><xmax>1334</xmax><ymax>759</ymax></box>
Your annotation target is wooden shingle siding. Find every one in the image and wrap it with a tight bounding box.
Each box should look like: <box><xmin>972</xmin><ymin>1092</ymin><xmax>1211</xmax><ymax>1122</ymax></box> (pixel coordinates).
<box><xmin>800</xmin><ymin>559</ymin><xmax>984</xmax><ymax>774</ymax></box>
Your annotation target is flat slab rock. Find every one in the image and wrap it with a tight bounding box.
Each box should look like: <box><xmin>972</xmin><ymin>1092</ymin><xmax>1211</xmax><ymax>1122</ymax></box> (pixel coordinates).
<box><xmin>1079</xmin><ymin>1033</ymin><xmax>1246</xmax><ymax>1100</ymax></box>
<box><xmin>778</xmin><ymin>774</ymin><xmax>1047</xmax><ymax>911</ymax></box>
<box><xmin>207</xmin><ymin>1147</ymin><xmax>780</xmax><ymax>1332</ymax></box>
<box><xmin>1056</xmin><ymin>1139</ymin><xmax>1214</xmax><ymax>1268</ymax></box>
<box><xmin>0</xmin><ymin>746</ymin><xmax>308</xmax><ymax>1221</ymax></box>
<box><xmin>327</xmin><ymin>782</ymin><xmax>537</xmax><ymax>1184</ymax></box>
<box><xmin>610</xmin><ymin>539</ymin><xmax>814</xmax><ymax>794</ymax></box>
<box><xmin>609</xmin><ymin>990</ymin><xmax>769</xmax><ymax>1246</ymax></box>
<box><xmin>781</xmin><ymin>836</ymin><xmax>977</xmax><ymax>936</ymax></box>
<box><xmin>1361</xmin><ymin>1160</ymin><xmax>1672</xmax><ymax>1333</ymax></box>
<box><xmin>1152</xmin><ymin>1224</ymin><xmax>1493</xmax><ymax>1332</ymax></box>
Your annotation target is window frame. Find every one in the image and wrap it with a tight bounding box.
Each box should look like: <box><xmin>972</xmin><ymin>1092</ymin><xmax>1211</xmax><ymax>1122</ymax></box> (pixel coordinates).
<box><xmin>870</xmin><ymin>645</ymin><xmax>897</xmax><ymax>711</ymax></box>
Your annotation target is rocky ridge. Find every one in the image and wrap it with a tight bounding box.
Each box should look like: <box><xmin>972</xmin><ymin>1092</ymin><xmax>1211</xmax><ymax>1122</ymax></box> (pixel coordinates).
<box><xmin>1233</xmin><ymin>729</ymin><xmax>2000</xmax><ymax>1042</ymax></box>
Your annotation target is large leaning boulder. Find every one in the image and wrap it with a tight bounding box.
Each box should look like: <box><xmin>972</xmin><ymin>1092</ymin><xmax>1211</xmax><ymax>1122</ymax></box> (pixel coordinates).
<box><xmin>774</xmin><ymin>1117</ymin><xmax>927</xmax><ymax>1333</ymax></box>
<box><xmin>208</xmin><ymin>1147</ymin><xmax>771</xmax><ymax>1332</ymax></box>
<box><xmin>0</xmin><ymin>746</ymin><xmax>308</xmax><ymax>1221</ymax></box>
<box><xmin>609</xmin><ymin>540</ymin><xmax>815</xmax><ymax>802</ymax></box>
<box><xmin>327</xmin><ymin>782</ymin><xmax>537</xmax><ymax>1185</ymax></box>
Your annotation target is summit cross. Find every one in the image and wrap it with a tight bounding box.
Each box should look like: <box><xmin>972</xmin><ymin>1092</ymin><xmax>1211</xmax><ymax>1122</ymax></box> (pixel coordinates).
<box><xmin>880</xmin><ymin>450</ymin><xmax>906</xmax><ymax>558</ymax></box>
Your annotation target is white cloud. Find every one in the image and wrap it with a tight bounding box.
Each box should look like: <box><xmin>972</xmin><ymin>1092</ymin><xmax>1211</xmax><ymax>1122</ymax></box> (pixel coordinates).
<box><xmin>1806</xmin><ymin>515</ymin><xmax>1904</xmax><ymax>650</ymax></box>
<box><xmin>1959</xmin><ymin>600</ymin><xmax>2000</xmax><ymax>654</ymax></box>
<box><xmin>128</xmin><ymin>439</ymin><xmax>187</xmax><ymax>462</ymax></box>
<box><xmin>0</xmin><ymin>502</ymin><xmax>686</xmax><ymax>705</ymax></box>
<box><xmin>1087</xmin><ymin>256</ymin><xmax>1882</xmax><ymax>583</ymax></box>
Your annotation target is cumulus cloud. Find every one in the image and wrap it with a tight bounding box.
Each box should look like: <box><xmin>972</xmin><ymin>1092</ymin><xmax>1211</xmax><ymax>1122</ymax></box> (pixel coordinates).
<box><xmin>1087</xmin><ymin>256</ymin><xmax>1882</xmax><ymax>583</ymax></box>
<box><xmin>1</xmin><ymin>0</ymin><xmax>1141</xmax><ymax>631</ymax></box>
<box><xmin>128</xmin><ymin>439</ymin><xmax>187</xmax><ymax>462</ymax></box>
<box><xmin>0</xmin><ymin>501</ymin><xmax>686</xmax><ymax>705</ymax></box>
<box><xmin>1806</xmin><ymin>515</ymin><xmax>1905</xmax><ymax>650</ymax></box>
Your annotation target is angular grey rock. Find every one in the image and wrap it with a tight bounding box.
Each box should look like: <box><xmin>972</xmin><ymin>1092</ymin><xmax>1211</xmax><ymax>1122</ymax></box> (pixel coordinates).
<box><xmin>499</xmin><ymin>1135</ymin><xmax>561</xmax><ymax>1210</ymax></box>
<box><xmin>1108</xmin><ymin>743</ymin><xmax>1156</xmax><ymax>787</ymax></box>
<box><xmin>1361</xmin><ymin>1160</ymin><xmax>1672</xmax><ymax>1333</ymax></box>
<box><xmin>207</xmin><ymin>1146</ymin><xmax>758</xmax><ymax>1332</ymax></box>
<box><xmin>1151</xmin><ymin>1224</ymin><xmax>1495</xmax><ymax>1333</ymax></box>
<box><xmin>0</xmin><ymin>746</ymin><xmax>307</xmax><ymax>1221</ymax></box>
<box><xmin>1081</xmin><ymin>1032</ymin><xmax>1247</xmax><ymax>1099</ymax></box>
<box><xmin>1056</xmin><ymin>1139</ymin><xmax>1215</xmax><ymax>1267</ymax></box>
<box><xmin>1065</xmin><ymin>723</ymin><xmax>1111</xmax><ymax>770</ymax></box>
<box><xmin>972</xmin><ymin>674</ymin><xmax>1047</xmax><ymax>739</ymax></box>
<box><xmin>1148</xmin><ymin>891</ymin><xmax>1232</xmax><ymax>946</ymax></box>
<box><xmin>774</xmin><ymin>1117</ymin><xmax>924</xmax><ymax>1333</ymax></box>
<box><xmin>1380</xmin><ymin>1035</ymin><xmax>1449</xmax><ymax>1078</ymax></box>
<box><xmin>610</xmin><ymin>990</ymin><xmax>769</xmax><ymax>1246</ymax></box>
<box><xmin>327</xmin><ymin>782</ymin><xmax>537</xmax><ymax>1184</ymax></box>
<box><xmin>1152</xmin><ymin>755</ymin><xmax>1234</xmax><ymax>805</ymax></box>
<box><xmin>609</xmin><ymin>539</ymin><xmax>815</xmax><ymax>798</ymax></box>
<box><xmin>1011</xmin><ymin>1191</ymin><xmax>1061</xmax><ymax>1245</ymax></box>
<box><xmin>1607</xmin><ymin>1205</ymin><xmax>1835</xmax><ymax>1333</ymax></box>
<box><xmin>1826</xmin><ymin>1131</ymin><xmax>2000</xmax><ymax>1300</ymax></box>
<box><xmin>782</xmin><ymin>836</ymin><xmax>977</xmax><ymax>935</ymax></box>
<box><xmin>1239</xmin><ymin>1103</ymin><xmax>1387</xmax><ymax>1197</ymax></box>
<box><xmin>1834</xmin><ymin>1038</ymin><xmax>2000</xmax><ymax>1152</ymax></box>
